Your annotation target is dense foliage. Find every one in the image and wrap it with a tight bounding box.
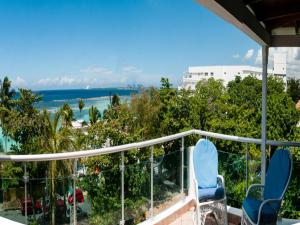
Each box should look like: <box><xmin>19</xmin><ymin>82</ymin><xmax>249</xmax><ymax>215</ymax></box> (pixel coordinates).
<box><xmin>0</xmin><ymin>75</ymin><xmax>299</xmax><ymax>224</ymax></box>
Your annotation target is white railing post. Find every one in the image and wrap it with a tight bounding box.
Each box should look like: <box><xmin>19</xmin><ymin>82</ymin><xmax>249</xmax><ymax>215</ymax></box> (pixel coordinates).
<box><xmin>261</xmin><ymin>45</ymin><xmax>269</xmax><ymax>185</ymax></box>
<box><xmin>72</xmin><ymin>159</ymin><xmax>78</xmax><ymax>225</ymax></box>
<box><xmin>120</xmin><ymin>151</ymin><xmax>125</xmax><ymax>225</ymax></box>
<box><xmin>23</xmin><ymin>163</ymin><xmax>29</xmax><ymax>225</ymax></box>
<box><xmin>150</xmin><ymin>145</ymin><xmax>154</xmax><ymax>218</ymax></box>
<box><xmin>245</xmin><ymin>144</ymin><xmax>249</xmax><ymax>192</ymax></box>
<box><xmin>181</xmin><ymin>137</ymin><xmax>184</xmax><ymax>194</ymax></box>
<box><xmin>187</xmin><ymin>146</ymin><xmax>191</xmax><ymax>192</ymax></box>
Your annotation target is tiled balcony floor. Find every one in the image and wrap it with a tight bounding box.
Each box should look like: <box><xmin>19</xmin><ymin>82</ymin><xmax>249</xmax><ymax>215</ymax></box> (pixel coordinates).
<box><xmin>170</xmin><ymin>208</ymin><xmax>300</xmax><ymax>225</ymax></box>
<box><xmin>170</xmin><ymin>208</ymin><xmax>237</xmax><ymax>225</ymax></box>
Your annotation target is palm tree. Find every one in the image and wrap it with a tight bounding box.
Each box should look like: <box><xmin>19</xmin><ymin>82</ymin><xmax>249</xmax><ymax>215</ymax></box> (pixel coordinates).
<box><xmin>39</xmin><ymin>110</ymin><xmax>75</xmax><ymax>225</ymax></box>
<box><xmin>0</xmin><ymin>77</ymin><xmax>16</xmax><ymax>110</ymax></box>
<box><xmin>112</xmin><ymin>94</ymin><xmax>120</xmax><ymax>107</ymax></box>
<box><xmin>78</xmin><ymin>99</ymin><xmax>85</xmax><ymax>118</ymax></box>
<box><xmin>0</xmin><ymin>77</ymin><xmax>16</xmax><ymax>151</ymax></box>
<box><xmin>60</xmin><ymin>103</ymin><xmax>74</xmax><ymax>127</ymax></box>
<box><xmin>89</xmin><ymin>105</ymin><xmax>100</xmax><ymax>125</ymax></box>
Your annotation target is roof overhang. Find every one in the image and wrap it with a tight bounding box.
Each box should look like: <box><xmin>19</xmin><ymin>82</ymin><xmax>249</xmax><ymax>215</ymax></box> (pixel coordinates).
<box><xmin>197</xmin><ymin>0</ymin><xmax>300</xmax><ymax>47</ymax></box>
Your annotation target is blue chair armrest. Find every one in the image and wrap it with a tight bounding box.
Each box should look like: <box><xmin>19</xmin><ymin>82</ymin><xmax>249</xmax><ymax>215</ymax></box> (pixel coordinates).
<box><xmin>257</xmin><ymin>198</ymin><xmax>281</xmax><ymax>225</ymax></box>
<box><xmin>246</xmin><ymin>184</ymin><xmax>264</xmax><ymax>198</ymax></box>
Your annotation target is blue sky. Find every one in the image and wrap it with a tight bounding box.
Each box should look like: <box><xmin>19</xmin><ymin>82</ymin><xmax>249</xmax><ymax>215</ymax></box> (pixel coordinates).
<box><xmin>1</xmin><ymin>0</ymin><xmax>293</xmax><ymax>90</ymax></box>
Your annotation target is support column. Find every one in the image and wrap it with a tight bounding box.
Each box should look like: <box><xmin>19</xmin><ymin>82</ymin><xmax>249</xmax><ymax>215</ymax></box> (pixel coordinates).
<box><xmin>261</xmin><ymin>45</ymin><xmax>269</xmax><ymax>185</ymax></box>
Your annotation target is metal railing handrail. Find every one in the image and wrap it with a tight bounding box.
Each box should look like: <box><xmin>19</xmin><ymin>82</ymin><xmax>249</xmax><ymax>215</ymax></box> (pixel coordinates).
<box><xmin>0</xmin><ymin>129</ymin><xmax>300</xmax><ymax>162</ymax></box>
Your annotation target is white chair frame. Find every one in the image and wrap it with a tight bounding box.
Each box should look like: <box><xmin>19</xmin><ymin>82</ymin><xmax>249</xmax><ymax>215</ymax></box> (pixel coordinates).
<box><xmin>188</xmin><ymin>146</ymin><xmax>228</xmax><ymax>225</ymax></box>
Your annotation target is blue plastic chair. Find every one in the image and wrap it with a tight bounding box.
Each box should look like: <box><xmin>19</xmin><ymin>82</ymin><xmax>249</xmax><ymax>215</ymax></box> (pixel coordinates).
<box><xmin>242</xmin><ymin>149</ymin><xmax>293</xmax><ymax>225</ymax></box>
<box><xmin>192</xmin><ymin>139</ymin><xmax>228</xmax><ymax>225</ymax></box>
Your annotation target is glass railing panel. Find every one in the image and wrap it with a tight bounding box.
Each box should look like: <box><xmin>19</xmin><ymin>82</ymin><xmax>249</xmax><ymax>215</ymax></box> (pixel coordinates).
<box><xmin>22</xmin><ymin>160</ymin><xmax>73</xmax><ymax>225</ymax></box>
<box><xmin>153</xmin><ymin>147</ymin><xmax>181</xmax><ymax>217</ymax></box>
<box><xmin>280</xmin><ymin>147</ymin><xmax>300</xmax><ymax>220</ymax></box>
<box><xmin>124</xmin><ymin>148</ymin><xmax>150</xmax><ymax>224</ymax></box>
<box><xmin>218</xmin><ymin>149</ymin><xmax>247</xmax><ymax>208</ymax></box>
<box><xmin>247</xmin><ymin>144</ymin><xmax>262</xmax><ymax>188</ymax></box>
<box><xmin>183</xmin><ymin>143</ymin><xmax>189</xmax><ymax>192</ymax></box>
<box><xmin>77</xmin><ymin>153</ymin><xmax>121</xmax><ymax>225</ymax></box>
<box><xmin>214</xmin><ymin>140</ymin><xmax>245</xmax><ymax>206</ymax></box>
<box><xmin>0</xmin><ymin>161</ymin><xmax>25</xmax><ymax>224</ymax></box>
<box><xmin>27</xmin><ymin>161</ymin><xmax>49</xmax><ymax>225</ymax></box>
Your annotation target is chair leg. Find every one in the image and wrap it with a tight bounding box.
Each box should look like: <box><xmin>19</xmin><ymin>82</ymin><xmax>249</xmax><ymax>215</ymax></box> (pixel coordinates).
<box><xmin>223</xmin><ymin>199</ymin><xmax>228</xmax><ymax>225</ymax></box>
<box><xmin>193</xmin><ymin>207</ymin><xmax>197</xmax><ymax>225</ymax></box>
<box><xmin>194</xmin><ymin>205</ymin><xmax>200</xmax><ymax>225</ymax></box>
<box><xmin>196</xmin><ymin>200</ymin><xmax>228</xmax><ymax>225</ymax></box>
<box><xmin>241</xmin><ymin>210</ymin><xmax>248</xmax><ymax>225</ymax></box>
<box><xmin>199</xmin><ymin>205</ymin><xmax>209</xmax><ymax>225</ymax></box>
<box><xmin>241</xmin><ymin>212</ymin><xmax>244</xmax><ymax>225</ymax></box>
<box><xmin>214</xmin><ymin>200</ymin><xmax>228</xmax><ymax>225</ymax></box>
<box><xmin>200</xmin><ymin>212</ymin><xmax>207</xmax><ymax>225</ymax></box>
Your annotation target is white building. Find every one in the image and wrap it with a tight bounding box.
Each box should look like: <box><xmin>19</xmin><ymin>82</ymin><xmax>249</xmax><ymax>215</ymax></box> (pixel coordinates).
<box><xmin>180</xmin><ymin>53</ymin><xmax>287</xmax><ymax>90</ymax></box>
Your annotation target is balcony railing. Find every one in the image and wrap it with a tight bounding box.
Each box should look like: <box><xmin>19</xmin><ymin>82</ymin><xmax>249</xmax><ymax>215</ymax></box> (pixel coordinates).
<box><xmin>0</xmin><ymin>129</ymin><xmax>299</xmax><ymax>225</ymax></box>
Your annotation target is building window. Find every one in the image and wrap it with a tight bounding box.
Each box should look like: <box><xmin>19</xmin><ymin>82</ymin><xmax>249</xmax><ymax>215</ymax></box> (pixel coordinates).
<box><xmin>224</xmin><ymin>72</ymin><xmax>227</xmax><ymax>74</ymax></box>
<box><xmin>210</xmin><ymin>72</ymin><xmax>214</xmax><ymax>76</ymax></box>
<box><xmin>205</xmin><ymin>72</ymin><xmax>208</xmax><ymax>76</ymax></box>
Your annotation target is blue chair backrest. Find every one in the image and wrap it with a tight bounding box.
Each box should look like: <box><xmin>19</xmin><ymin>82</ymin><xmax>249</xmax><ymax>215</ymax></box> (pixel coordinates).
<box><xmin>193</xmin><ymin>139</ymin><xmax>218</xmax><ymax>188</ymax></box>
<box><xmin>264</xmin><ymin>149</ymin><xmax>292</xmax><ymax>204</ymax></box>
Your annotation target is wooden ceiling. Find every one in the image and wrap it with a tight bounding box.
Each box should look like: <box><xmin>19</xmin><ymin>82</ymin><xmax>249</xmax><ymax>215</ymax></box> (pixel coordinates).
<box><xmin>246</xmin><ymin>0</ymin><xmax>300</xmax><ymax>32</ymax></box>
<box><xmin>198</xmin><ymin>0</ymin><xmax>300</xmax><ymax>46</ymax></box>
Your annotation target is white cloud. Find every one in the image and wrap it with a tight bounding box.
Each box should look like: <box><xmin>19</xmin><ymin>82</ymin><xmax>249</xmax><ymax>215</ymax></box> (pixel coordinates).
<box><xmin>35</xmin><ymin>73</ymin><xmax>138</xmax><ymax>89</ymax></box>
<box><xmin>80</xmin><ymin>66</ymin><xmax>113</xmax><ymax>75</ymax></box>
<box><xmin>255</xmin><ymin>47</ymin><xmax>300</xmax><ymax>76</ymax></box>
<box><xmin>12</xmin><ymin>76</ymin><xmax>27</xmax><ymax>88</ymax></box>
<box><xmin>122</xmin><ymin>66</ymin><xmax>143</xmax><ymax>74</ymax></box>
<box><xmin>30</xmin><ymin>64</ymin><xmax>157</xmax><ymax>89</ymax></box>
<box><xmin>232</xmin><ymin>53</ymin><xmax>240</xmax><ymax>59</ymax></box>
<box><xmin>244</xmin><ymin>49</ymin><xmax>254</xmax><ymax>60</ymax></box>
<box><xmin>36</xmin><ymin>76</ymin><xmax>100</xmax><ymax>88</ymax></box>
<box><xmin>255</xmin><ymin>48</ymin><xmax>262</xmax><ymax>65</ymax></box>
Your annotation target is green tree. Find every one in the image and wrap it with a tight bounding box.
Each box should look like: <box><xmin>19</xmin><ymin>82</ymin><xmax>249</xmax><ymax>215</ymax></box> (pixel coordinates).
<box><xmin>2</xmin><ymin>89</ymin><xmax>42</xmax><ymax>154</ymax></box>
<box><xmin>60</xmin><ymin>103</ymin><xmax>74</xmax><ymax>127</ymax></box>
<box><xmin>0</xmin><ymin>77</ymin><xmax>16</xmax><ymax>110</ymax></box>
<box><xmin>89</xmin><ymin>106</ymin><xmax>100</xmax><ymax>124</ymax></box>
<box><xmin>112</xmin><ymin>94</ymin><xmax>120</xmax><ymax>107</ymax></box>
<box><xmin>287</xmin><ymin>77</ymin><xmax>300</xmax><ymax>103</ymax></box>
<box><xmin>190</xmin><ymin>78</ymin><xmax>225</xmax><ymax>130</ymax></box>
<box><xmin>0</xmin><ymin>77</ymin><xmax>16</xmax><ymax>151</ymax></box>
<box><xmin>38</xmin><ymin>110</ymin><xmax>75</xmax><ymax>225</ymax></box>
<box><xmin>129</xmin><ymin>87</ymin><xmax>161</xmax><ymax>138</ymax></box>
<box><xmin>78</xmin><ymin>99</ymin><xmax>85</xmax><ymax>117</ymax></box>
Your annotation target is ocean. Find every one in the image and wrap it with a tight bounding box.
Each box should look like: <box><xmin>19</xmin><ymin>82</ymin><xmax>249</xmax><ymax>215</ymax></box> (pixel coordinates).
<box><xmin>0</xmin><ymin>88</ymin><xmax>138</xmax><ymax>152</ymax></box>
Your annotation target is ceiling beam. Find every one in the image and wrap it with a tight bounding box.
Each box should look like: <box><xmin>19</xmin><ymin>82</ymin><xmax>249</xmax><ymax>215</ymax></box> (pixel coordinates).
<box><xmin>264</xmin><ymin>13</ymin><xmax>300</xmax><ymax>30</ymax></box>
<box><xmin>271</xmin><ymin>35</ymin><xmax>300</xmax><ymax>47</ymax></box>
<box><xmin>255</xmin><ymin>6</ymin><xmax>300</xmax><ymax>22</ymax></box>
<box><xmin>215</xmin><ymin>0</ymin><xmax>271</xmax><ymax>45</ymax></box>
<box><xmin>197</xmin><ymin>0</ymin><xmax>271</xmax><ymax>46</ymax></box>
<box><xmin>243</xmin><ymin>0</ymin><xmax>262</xmax><ymax>5</ymax></box>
